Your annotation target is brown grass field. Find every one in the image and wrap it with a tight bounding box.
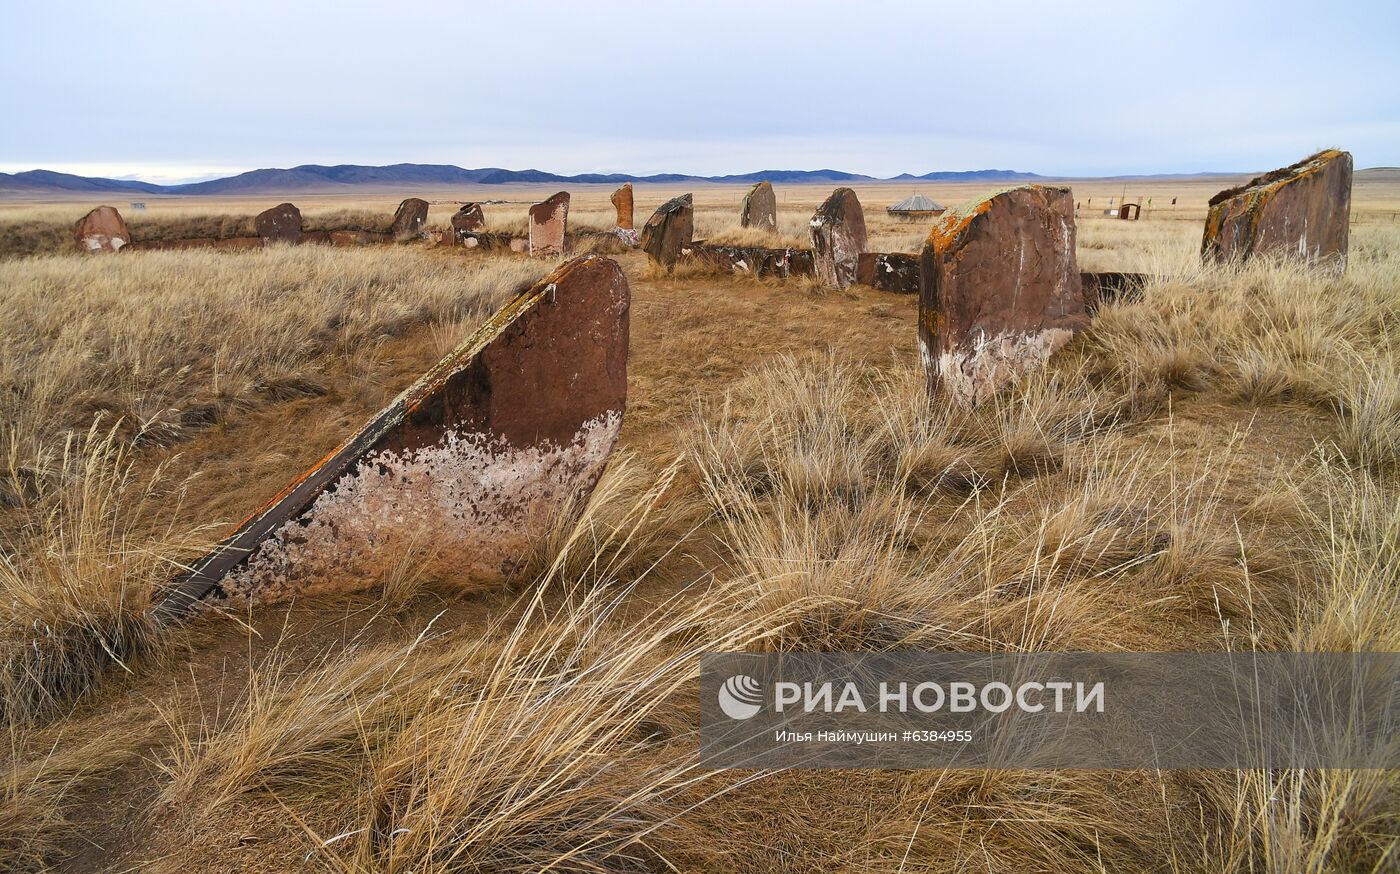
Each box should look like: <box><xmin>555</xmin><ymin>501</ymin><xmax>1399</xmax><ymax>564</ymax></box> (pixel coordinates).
<box><xmin>0</xmin><ymin>178</ymin><xmax>1397</xmax><ymax>872</ymax></box>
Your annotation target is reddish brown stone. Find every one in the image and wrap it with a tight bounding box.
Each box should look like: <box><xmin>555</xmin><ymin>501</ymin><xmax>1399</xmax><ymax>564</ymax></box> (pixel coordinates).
<box><xmin>640</xmin><ymin>193</ymin><xmax>693</xmax><ymax>270</ymax></box>
<box><xmin>918</xmin><ymin>185</ymin><xmax>1087</xmax><ymax>406</ymax></box>
<box><xmin>740</xmin><ymin>180</ymin><xmax>777</xmax><ymax>231</ymax></box>
<box><xmin>856</xmin><ymin>252</ymin><xmax>920</xmax><ymax>294</ymax></box>
<box><xmin>611</xmin><ymin>183</ymin><xmax>634</xmax><ymax>230</ymax></box>
<box><xmin>1202</xmin><ymin>149</ymin><xmax>1352</xmax><ymax>269</ymax></box>
<box><xmin>73</xmin><ymin>206</ymin><xmax>130</xmax><ymax>253</ymax></box>
<box><xmin>157</xmin><ymin>254</ymin><xmax>630</xmax><ymax>615</ymax></box>
<box><xmin>451</xmin><ymin>203</ymin><xmax>486</xmax><ymax>238</ymax></box>
<box><xmin>329</xmin><ymin>230</ymin><xmax>376</xmax><ymax>246</ymax></box>
<box><xmin>528</xmin><ymin>191</ymin><xmax>570</xmax><ymax>257</ymax></box>
<box><xmin>810</xmin><ymin>187</ymin><xmax>867</xmax><ymax>289</ymax></box>
<box><xmin>391</xmin><ymin>197</ymin><xmax>430</xmax><ymax>241</ymax></box>
<box><xmin>255</xmin><ymin>202</ymin><xmax>302</xmax><ymax>244</ymax></box>
<box><xmin>682</xmin><ymin>241</ymin><xmax>813</xmax><ymax>278</ymax></box>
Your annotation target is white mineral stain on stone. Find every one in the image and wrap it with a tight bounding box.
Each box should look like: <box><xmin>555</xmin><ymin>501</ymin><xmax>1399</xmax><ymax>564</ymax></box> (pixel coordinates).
<box><xmin>219</xmin><ymin>410</ymin><xmax>623</xmax><ymax>605</ymax></box>
<box><xmin>939</xmin><ymin>327</ymin><xmax>1074</xmax><ymax>408</ymax></box>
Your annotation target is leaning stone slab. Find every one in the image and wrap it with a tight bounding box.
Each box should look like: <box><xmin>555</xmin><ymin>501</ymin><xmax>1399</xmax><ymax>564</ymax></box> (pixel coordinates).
<box><xmin>256</xmin><ymin>202</ymin><xmax>303</xmax><ymax>244</ymax></box>
<box><xmin>1202</xmin><ymin>150</ymin><xmax>1352</xmax><ymax>269</ymax></box>
<box><xmin>856</xmin><ymin>252</ymin><xmax>920</xmax><ymax>294</ymax></box>
<box><xmin>682</xmin><ymin>241</ymin><xmax>813</xmax><ymax>278</ymax></box>
<box><xmin>810</xmin><ymin>187</ymin><xmax>867</xmax><ymax>289</ymax></box>
<box><xmin>640</xmin><ymin>193</ymin><xmax>693</xmax><ymax>270</ymax></box>
<box><xmin>528</xmin><ymin>191</ymin><xmax>570</xmax><ymax>257</ymax></box>
<box><xmin>391</xmin><ymin>197</ymin><xmax>430</xmax><ymax>241</ymax></box>
<box><xmin>451</xmin><ymin>203</ymin><xmax>486</xmax><ymax>237</ymax></box>
<box><xmin>611</xmin><ymin>183</ymin><xmax>634</xmax><ymax>230</ymax></box>
<box><xmin>156</xmin><ymin>254</ymin><xmax>630</xmax><ymax>616</ymax></box>
<box><xmin>918</xmin><ymin>185</ymin><xmax>1088</xmax><ymax>406</ymax></box>
<box><xmin>74</xmin><ymin>206</ymin><xmax>130</xmax><ymax>253</ymax></box>
<box><xmin>740</xmin><ymin>181</ymin><xmax>777</xmax><ymax>231</ymax></box>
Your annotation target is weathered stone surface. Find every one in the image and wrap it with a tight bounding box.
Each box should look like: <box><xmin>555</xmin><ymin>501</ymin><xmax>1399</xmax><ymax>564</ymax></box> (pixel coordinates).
<box><xmin>918</xmin><ymin>185</ymin><xmax>1087</xmax><ymax>406</ymax></box>
<box><xmin>329</xmin><ymin>230</ymin><xmax>382</xmax><ymax>246</ymax></box>
<box><xmin>611</xmin><ymin>183</ymin><xmax>634</xmax><ymax>230</ymax></box>
<box><xmin>640</xmin><ymin>193</ymin><xmax>694</xmax><ymax>270</ymax></box>
<box><xmin>1080</xmin><ymin>271</ymin><xmax>1148</xmax><ymax>314</ymax></box>
<box><xmin>391</xmin><ymin>197</ymin><xmax>430</xmax><ymax>241</ymax></box>
<box><xmin>256</xmin><ymin>202</ymin><xmax>303</xmax><ymax>244</ymax></box>
<box><xmin>809</xmin><ymin>187</ymin><xmax>868</xmax><ymax>289</ymax></box>
<box><xmin>73</xmin><ymin>206</ymin><xmax>130</xmax><ymax>253</ymax></box>
<box><xmin>740</xmin><ymin>181</ymin><xmax>778</xmax><ymax>231</ymax></box>
<box><xmin>528</xmin><ymin>191</ymin><xmax>570</xmax><ymax>257</ymax></box>
<box><xmin>856</xmin><ymin>252</ymin><xmax>920</xmax><ymax>294</ymax></box>
<box><xmin>1202</xmin><ymin>150</ymin><xmax>1352</xmax><ymax>269</ymax></box>
<box><xmin>681</xmin><ymin>241</ymin><xmax>813</xmax><ymax>278</ymax></box>
<box><xmin>452</xmin><ymin>203</ymin><xmax>486</xmax><ymax>236</ymax></box>
<box><xmin>458</xmin><ymin>231</ymin><xmax>516</xmax><ymax>251</ymax></box>
<box><xmin>510</xmin><ymin>237</ymin><xmax>530</xmax><ymax>253</ymax></box>
<box><xmin>158</xmin><ymin>254</ymin><xmax>630</xmax><ymax>615</ymax></box>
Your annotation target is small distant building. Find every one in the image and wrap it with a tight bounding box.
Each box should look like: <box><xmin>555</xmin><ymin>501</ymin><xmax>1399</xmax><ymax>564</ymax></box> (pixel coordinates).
<box><xmin>130</xmin><ymin>202</ymin><xmax>147</xmax><ymax>210</ymax></box>
<box><xmin>886</xmin><ymin>193</ymin><xmax>944</xmax><ymax>222</ymax></box>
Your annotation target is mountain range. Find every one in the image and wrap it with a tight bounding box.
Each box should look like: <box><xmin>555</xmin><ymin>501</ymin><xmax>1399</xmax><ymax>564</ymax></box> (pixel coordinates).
<box><xmin>0</xmin><ymin>164</ymin><xmax>1048</xmax><ymax>197</ymax></box>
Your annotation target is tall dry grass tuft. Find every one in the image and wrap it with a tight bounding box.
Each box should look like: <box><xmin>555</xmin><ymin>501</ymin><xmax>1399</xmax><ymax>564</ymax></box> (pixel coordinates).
<box><xmin>515</xmin><ymin>453</ymin><xmax>705</xmax><ymax>593</ymax></box>
<box><xmin>158</xmin><ymin>581</ymin><xmax>756</xmax><ymax>873</ymax></box>
<box><xmin>0</xmin><ymin>424</ymin><xmax>210</xmax><ymax>724</ymax></box>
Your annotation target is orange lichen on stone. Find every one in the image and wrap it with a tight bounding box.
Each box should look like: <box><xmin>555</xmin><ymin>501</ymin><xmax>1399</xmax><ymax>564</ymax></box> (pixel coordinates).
<box><xmin>1201</xmin><ymin>150</ymin><xmax>1352</xmax><ymax>268</ymax></box>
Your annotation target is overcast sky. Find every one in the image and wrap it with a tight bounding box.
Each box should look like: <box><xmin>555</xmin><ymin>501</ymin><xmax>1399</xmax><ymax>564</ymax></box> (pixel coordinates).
<box><xmin>2</xmin><ymin>0</ymin><xmax>1396</xmax><ymax>183</ymax></box>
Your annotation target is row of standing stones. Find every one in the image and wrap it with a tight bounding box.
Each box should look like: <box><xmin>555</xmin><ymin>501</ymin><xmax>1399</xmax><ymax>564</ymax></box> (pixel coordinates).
<box><xmin>67</xmin><ymin>150</ymin><xmax>1352</xmax><ymax>618</ymax></box>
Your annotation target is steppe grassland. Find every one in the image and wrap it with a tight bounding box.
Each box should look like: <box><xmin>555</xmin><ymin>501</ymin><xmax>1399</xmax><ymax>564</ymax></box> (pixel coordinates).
<box><xmin>0</xmin><ymin>184</ymin><xmax>1397</xmax><ymax>872</ymax></box>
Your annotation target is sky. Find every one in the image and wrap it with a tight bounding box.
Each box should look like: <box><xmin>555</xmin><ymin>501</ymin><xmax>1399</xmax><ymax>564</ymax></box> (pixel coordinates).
<box><xmin>2</xmin><ymin>0</ymin><xmax>1397</xmax><ymax>183</ymax></box>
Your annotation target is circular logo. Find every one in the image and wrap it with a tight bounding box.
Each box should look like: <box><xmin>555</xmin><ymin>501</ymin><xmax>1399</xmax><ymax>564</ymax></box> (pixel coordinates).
<box><xmin>718</xmin><ymin>674</ymin><xmax>763</xmax><ymax>720</ymax></box>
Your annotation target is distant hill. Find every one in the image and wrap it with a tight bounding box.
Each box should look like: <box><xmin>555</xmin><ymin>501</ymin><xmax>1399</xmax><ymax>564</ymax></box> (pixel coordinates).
<box><xmin>0</xmin><ymin>169</ymin><xmax>167</xmax><ymax>195</ymax></box>
<box><xmin>888</xmin><ymin>169</ymin><xmax>1042</xmax><ymax>182</ymax></box>
<box><xmin>0</xmin><ymin>163</ymin><xmax>1041</xmax><ymax>197</ymax></box>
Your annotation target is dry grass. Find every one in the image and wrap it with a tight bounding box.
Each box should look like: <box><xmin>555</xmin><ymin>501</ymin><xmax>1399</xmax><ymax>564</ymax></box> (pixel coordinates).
<box><xmin>0</xmin><ymin>202</ymin><xmax>1396</xmax><ymax>871</ymax></box>
<box><xmin>0</xmin><ymin>247</ymin><xmax>545</xmax><ymax>488</ymax></box>
<box><xmin>0</xmin><ymin>425</ymin><xmax>212</xmax><ymax>725</ymax></box>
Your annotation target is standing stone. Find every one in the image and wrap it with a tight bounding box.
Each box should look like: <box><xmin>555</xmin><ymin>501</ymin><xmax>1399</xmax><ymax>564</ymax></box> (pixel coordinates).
<box><xmin>611</xmin><ymin>183</ymin><xmax>634</xmax><ymax>230</ymax></box>
<box><xmin>158</xmin><ymin>254</ymin><xmax>630</xmax><ymax>615</ymax></box>
<box><xmin>73</xmin><ymin>206</ymin><xmax>130</xmax><ymax>253</ymax></box>
<box><xmin>809</xmin><ymin>188</ymin><xmax>868</xmax><ymax>289</ymax></box>
<box><xmin>452</xmin><ymin>203</ymin><xmax>486</xmax><ymax>236</ymax></box>
<box><xmin>640</xmin><ymin>193</ymin><xmax>694</xmax><ymax>270</ymax></box>
<box><xmin>390</xmin><ymin>197</ymin><xmax>430</xmax><ymax>241</ymax></box>
<box><xmin>256</xmin><ymin>202</ymin><xmax>303</xmax><ymax>244</ymax></box>
<box><xmin>740</xmin><ymin>180</ymin><xmax>777</xmax><ymax>231</ymax></box>
<box><xmin>1202</xmin><ymin>149</ymin><xmax>1352</xmax><ymax>270</ymax></box>
<box><xmin>528</xmin><ymin>191</ymin><xmax>570</xmax><ymax>257</ymax></box>
<box><xmin>918</xmin><ymin>185</ymin><xmax>1087</xmax><ymax>406</ymax></box>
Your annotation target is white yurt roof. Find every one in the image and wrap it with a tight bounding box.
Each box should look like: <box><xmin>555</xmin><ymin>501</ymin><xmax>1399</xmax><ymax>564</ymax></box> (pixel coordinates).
<box><xmin>888</xmin><ymin>194</ymin><xmax>943</xmax><ymax>212</ymax></box>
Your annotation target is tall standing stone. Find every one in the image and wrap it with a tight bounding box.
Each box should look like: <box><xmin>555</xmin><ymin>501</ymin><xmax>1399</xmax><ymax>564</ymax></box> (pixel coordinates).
<box><xmin>918</xmin><ymin>185</ymin><xmax>1088</xmax><ymax>406</ymax></box>
<box><xmin>1202</xmin><ymin>149</ymin><xmax>1352</xmax><ymax>270</ymax></box>
<box><xmin>809</xmin><ymin>187</ymin><xmax>867</xmax><ymax>289</ymax></box>
<box><xmin>528</xmin><ymin>191</ymin><xmax>570</xmax><ymax>257</ymax></box>
<box><xmin>640</xmin><ymin>193</ymin><xmax>694</xmax><ymax>270</ymax></box>
<box><xmin>611</xmin><ymin>183</ymin><xmax>634</xmax><ymax>230</ymax></box>
<box><xmin>73</xmin><ymin>206</ymin><xmax>130</xmax><ymax>253</ymax></box>
<box><xmin>158</xmin><ymin>254</ymin><xmax>630</xmax><ymax>615</ymax></box>
<box><xmin>390</xmin><ymin>197</ymin><xmax>430</xmax><ymax>241</ymax></box>
<box><xmin>740</xmin><ymin>180</ymin><xmax>777</xmax><ymax>231</ymax></box>
<box><xmin>256</xmin><ymin>202</ymin><xmax>303</xmax><ymax>244</ymax></box>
